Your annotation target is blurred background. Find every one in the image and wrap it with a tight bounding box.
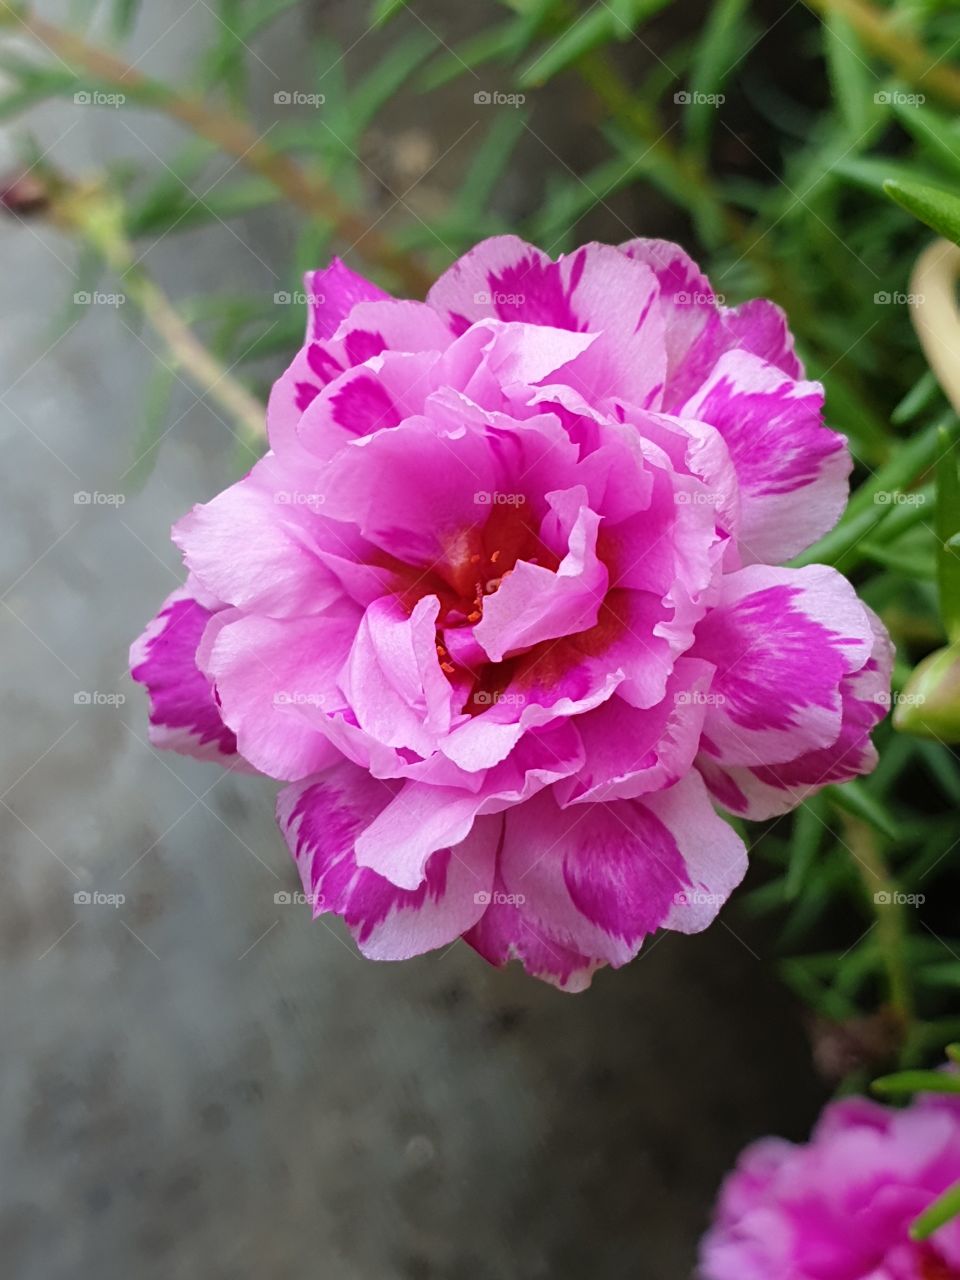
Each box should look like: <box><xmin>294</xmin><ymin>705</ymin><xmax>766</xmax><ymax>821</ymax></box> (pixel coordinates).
<box><xmin>3</xmin><ymin>1</ymin><xmax>960</xmax><ymax>1276</ymax></box>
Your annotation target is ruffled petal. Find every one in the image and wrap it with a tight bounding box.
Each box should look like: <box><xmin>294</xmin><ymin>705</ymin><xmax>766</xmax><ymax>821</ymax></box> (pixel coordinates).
<box><xmin>129</xmin><ymin>588</ymin><xmax>239</xmax><ymax>763</ymax></box>
<box><xmin>691</xmin><ymin>564</ymin><xmax>876</xmax><ymax>769</ymax></box>
<box><xmin>278</xmin><ymin>764</ymin><xmax>499</xmax><ymax>960</ymax></box>
<box><xmin>679</xmin><ymin>350</ymin><xmax>849</xmax><ymax>563</ymax></box>
<box><xmin>700</xmin><ymin>606</ymin><xmax>892</xmax><ymax>818</ymax></box>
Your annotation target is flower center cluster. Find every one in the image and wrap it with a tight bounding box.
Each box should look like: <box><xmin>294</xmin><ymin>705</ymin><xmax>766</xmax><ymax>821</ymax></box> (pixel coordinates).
<box><xmin>406</xmin><ymin>497</ymin><xmax>571</xmax><ymax>715</ymax></box>
<box><xmin>918</xmin><ymin>1246</ymin><xmax>960</xmax><ymax>1280</ymax></box>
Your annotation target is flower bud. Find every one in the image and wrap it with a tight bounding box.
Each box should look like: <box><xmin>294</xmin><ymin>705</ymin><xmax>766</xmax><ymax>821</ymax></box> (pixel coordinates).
<box><xmin>893</xmin><ymin>643</ymin><xmax>960</xmax><ymax>741</ymax></box>
<box><xmin>0</xmin><ymin>171</ymin><xmax>50</xmax><ymax>218</ymax></box>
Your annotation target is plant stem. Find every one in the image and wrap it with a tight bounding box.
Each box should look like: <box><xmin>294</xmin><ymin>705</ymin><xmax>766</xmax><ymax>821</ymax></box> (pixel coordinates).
<box><xmin>3</xmin><ymin>5</ymin><xmax>434</xmax><ymax>296</ymax></box>
<box><xmin>55</xmin><ymin>182</ymin><xmax>267</xmax><ymax>443</ymax></box>
<box><xmin>843</xmin><ymin>814</ymin><xmax>912</xmax><ymax>1027</ymax></box>
<box><xmin>806</xmin><ymin>0</ymin><xmax>960</xmax><ymax>109</ymax></box>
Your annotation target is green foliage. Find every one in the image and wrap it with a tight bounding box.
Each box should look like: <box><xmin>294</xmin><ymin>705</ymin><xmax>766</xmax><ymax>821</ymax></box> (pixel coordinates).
<box><xmin>885</xmin><ymin>177</ymin><xmax>960</xmax><ymax>247</ymax></box>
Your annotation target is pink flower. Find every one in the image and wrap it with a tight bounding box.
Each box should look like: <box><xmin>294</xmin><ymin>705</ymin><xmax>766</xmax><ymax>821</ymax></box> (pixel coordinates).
<box><xmin>131</xmin><ymin>237</ymin><xmax>891</xmax><ymax>990</ymax></box>
<box><xmin>700</xmin><ymin>1093</ymin><xmax>960</xmax><ymax>1280</ymax></box>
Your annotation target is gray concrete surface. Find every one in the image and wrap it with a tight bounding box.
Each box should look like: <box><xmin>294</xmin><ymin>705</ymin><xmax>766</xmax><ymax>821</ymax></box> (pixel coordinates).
<box><xmin>0</xmin><ymin>3</ymin><xmax>824</xmax><ymax>1277</ymax></box>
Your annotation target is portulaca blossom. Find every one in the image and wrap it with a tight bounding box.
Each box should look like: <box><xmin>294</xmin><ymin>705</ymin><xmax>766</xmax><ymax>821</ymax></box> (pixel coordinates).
<box><xmin>700</xmin><ymin>1092</ymin><xmax>960</xmax><ymax>1279</ymax></box>
<box><xmin>131</xmin><ymin>236</ymin><xmax>891</xmax><ymax>990</ymax></box>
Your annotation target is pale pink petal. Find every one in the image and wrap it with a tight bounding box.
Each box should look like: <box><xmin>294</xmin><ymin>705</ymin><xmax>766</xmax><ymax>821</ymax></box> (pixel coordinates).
<box><xmin>679</xmin><ymin>350</ymin><xmax>850</xmax><ymax>563</ymax></box>
<box><xmin>554</xmin><ymin>657</ymin><xmax>715</xmax><ymax>804</ymax></box>
<box><xmin>173</xmin><ymin>454</ymin><xmax>342</xmax><ymax>619</ymax></box>
<box><xmin>464</xmin><ymin>872</ymin><xmax>599</xmax><ymax>992</ymax></box>
<box><xmin>427</xmin><ymin>236</ymin><xmax>666</xmax><ymax>410</ymax></box>
<box><xmin>499</xmin><ymin>771</ymin><xmax>746</xmax><ymax>967</ymax></box>
<box><xmin>356</xmin><ymin>723</ymin><xmax>584</xmax><ymax>888</ymax></box>
<box><xmin>277</xmin><ymin>765</ymin><xmax>499</xmax><ymax>960</ymax></box>
<box><xmin>620</xmin><ymin>238</ymin><xmax>803</xmax><ymax>410</ymax></box>
<box><xmin>473</xmin><ymin>496</ymin><xmax>607</xmax><ymax>662</ymax></box>
<box><xmin>341</xmin><ymin>594</ymin><xmax>464</xmax><ymax>754</ymax></box>
<box><xmin>303</xmin><ymin>257</ymin><xmax>389</xmax><ymax>341</ymax></box>
<box><xmin>317</xmin><ymin>412</ymin><xmax>498</xmax><ymax>568</ymax></box>
<box><xmin>129</xmin><ymin>589</ymin><xmax>240</xmax><ymax>763</ymax></box>
<box><xmin>691</xmin><ymin>564</ymin><xmax>876</xmax><ymax>768</ymax></box>
<box><xmin>700</xmin><ymin>607</ymin><xmax>893</xmax><ymax>819</ymax></box>
<box><xmin>198</xmin><ymin>608</ymin><xmax>356</xmax><ymax>781</ymax></box>
<box><xmin>295</xmin><ymin>349</ymin><xmax>441</xmax><ymax>461</ymax></box>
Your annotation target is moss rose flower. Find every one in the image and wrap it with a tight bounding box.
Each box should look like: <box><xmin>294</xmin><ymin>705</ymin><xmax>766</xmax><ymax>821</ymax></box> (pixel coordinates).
<box><xmin>131</xmin><ymin>237</ymin><xmax>891</xmax><ymax>990</ymax></box>
<box><xmin>701</xmin><ymin>1092</ymin><xmax>960</xmax><ymax>1279</ymax></box>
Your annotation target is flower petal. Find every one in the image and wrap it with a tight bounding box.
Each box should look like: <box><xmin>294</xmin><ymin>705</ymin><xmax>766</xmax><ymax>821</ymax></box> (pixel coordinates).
<box><xmin>679</xmin><ymin>350</ymin><xmax>850</xmax><ymax>563</ymax></box>
<box><xmin>277</xmin><ymin>764</ymin><xmax>499</xmax><ymax>960</ymax></box>
<box><xmin>199</xmin><ymin>608</ymin><xmax>356</xmax><ymax>780</ymax></box>
<box><xmin>173</xmin><ymin>454</ymin><xmax>343</xmax><ymax>619</ymax></box>
<box><xmin>303</xmin><ymin>257</ymin><xmax>389</xmax><ymax>341</ymax></box>
<box><xmin>464</xmin><ymin>872</ymin><xmax>599</xmax><ymax>992</ymax></box>
<box><xmin>427</xmin><ymin>236</ymin><xmax>666</xmax><ymax>410</ymax></box>
<box><xmin>700</xmin><ymin>606</ymin><xmax>892</xmax><ymax>818</ymax></box>
<box><xmin>691</xmin><ymin>564</ymin><xmax>876</xmax><ymax>768</ymax></box>
<box><xmin>499</xmin><ymin>771</ymin><xmax>746</xmax><ymax>968</ymax></box>
<box><xmin>129</xmin><ymin>589</ymin><xmax>239</xmax><ymax>763</ymax></box>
